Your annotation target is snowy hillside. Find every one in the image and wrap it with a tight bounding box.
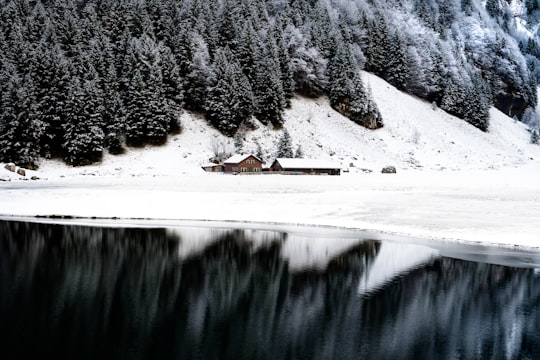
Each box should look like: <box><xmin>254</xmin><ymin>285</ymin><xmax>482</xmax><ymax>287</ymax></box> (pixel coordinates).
<box><xmin>2</xmin><ymin>73</ymin><xmax>540</xmax><ymax>249</ymax></box>
<box><xmin>4</xmin><ymin>71</ymin><xmax>536</xmax><ymax>181</ymax></box>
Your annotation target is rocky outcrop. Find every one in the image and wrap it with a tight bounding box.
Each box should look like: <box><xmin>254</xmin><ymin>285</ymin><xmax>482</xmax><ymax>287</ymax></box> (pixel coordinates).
<box><xmin>381</xmin><ymin>166</ymin><xmax>397</xmax><ymax>174</ymax></box>
<box><xmin>4</xmin><ymin>163</ymin><xmax>16</xmax><ymax>172</ymax></box>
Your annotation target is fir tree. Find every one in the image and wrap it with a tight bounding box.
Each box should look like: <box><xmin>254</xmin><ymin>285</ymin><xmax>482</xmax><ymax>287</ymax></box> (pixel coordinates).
<box><xmin>327</xmin><ymin>40</ymin><xmax>355</xmax><ymax>116</ymax></box>
<box><xmin>295</xmin><ymin>144</ymin><xmax>304</xmax><ymax>158</ymax></box>
<box><xmin>276</xmin><ymin>128</ymin><xmax>293</xmax><ymax>158</ymax></box>
<box><xmin>63</xmin><ymin>78</ymin><xmax>105</xmax><ymax>166</ymax></box>
<box><xmin>272</xmin><ymin>19</ymin><xmax>294</xmax><ymax>107</ymax></box>
<box><xmin>0</xmin><ymin>75</ymin><xmax>43</xmax><ymax>168</ymax></box>
<box><xmin>349</xmin><ymin>74</ymin><xmax>383</xmax><ymax>129</ymax></box>
<box><xmin>206</xmin><ymin>47</ymin><xmax>254</xmax><ymax>136</ymax></box>
<box><xmin>531</xmin><ymin>129</ymin><xmax>539</xmax><ymax>144</ymax></box>
<box><xmin>486</xmin><ymin>0</ymin><xmax>501</xmax><ymax>17</ymax></box>
<box><xmin>386</xmin><ymin>33</ymin><xmax>408</xmax><ymax>90</ymax></box>
<box><xmin>253</xmin><ymin>39</ymin><xmax>285</xmax><ymax>128</ymax></box>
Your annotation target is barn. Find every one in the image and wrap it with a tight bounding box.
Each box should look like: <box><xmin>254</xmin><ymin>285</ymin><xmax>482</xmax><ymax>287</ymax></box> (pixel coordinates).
<box><xmin>223</xmin><ymin>154</ymin><xmax>263</xmax><ymax>174</ymax></box>
<box><xmin>269</xmin><ymin>158</ymin><xmax>341</xmax><ymax>175</ymax></box>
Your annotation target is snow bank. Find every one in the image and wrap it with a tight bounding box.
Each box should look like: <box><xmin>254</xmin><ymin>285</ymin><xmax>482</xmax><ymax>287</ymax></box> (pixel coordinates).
<box><xmin>1</xmin><ymin>73</ymin><xmax>539</xmax><ymax>250</ymax></box>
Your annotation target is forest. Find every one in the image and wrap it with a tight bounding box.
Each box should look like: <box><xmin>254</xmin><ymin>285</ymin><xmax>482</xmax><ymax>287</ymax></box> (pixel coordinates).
<box><xmin>0</xmin><ymin>0</ymin><xmax>538</xmax><ymax>167</ymax></box>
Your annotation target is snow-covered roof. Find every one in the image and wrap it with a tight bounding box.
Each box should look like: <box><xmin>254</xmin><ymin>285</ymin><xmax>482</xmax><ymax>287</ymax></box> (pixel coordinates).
<box><xmin>274</xmin><ymin>158</ymin><xmax>341</xmax><ymax>169</ymax></box>
<box><xmin>223</xmin><ymin>154</ymin><xmax>261</xmax><ymax>164</ymax></box>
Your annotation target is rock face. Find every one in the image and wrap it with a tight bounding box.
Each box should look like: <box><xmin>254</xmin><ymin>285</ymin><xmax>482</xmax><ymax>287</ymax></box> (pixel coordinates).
<box><xmin>4</xmin><ymin>163</ymin><xmax>16</xmax><ymax>172</ymax></box>
<box><xmin>16</xmin><ymin>168</ymin><xmax>26</xmax><ymax>176</ymax></box>
<box><xmin>381</xmin><ymin>166</ymin><xmax>397</xmax><ymax>174</ymax></box>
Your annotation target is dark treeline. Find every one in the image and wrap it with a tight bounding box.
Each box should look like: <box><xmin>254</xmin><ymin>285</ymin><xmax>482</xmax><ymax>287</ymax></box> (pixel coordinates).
<box><xmin>0</xmin><ymin>0</ymin><xmax>537</xmax><ymax>167</ymax></box>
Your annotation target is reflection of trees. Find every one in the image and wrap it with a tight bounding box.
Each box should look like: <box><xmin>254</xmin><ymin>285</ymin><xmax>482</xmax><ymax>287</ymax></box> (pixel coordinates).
<box><xmin>0</xmin><ymin>220</ymin><xmax>183</xmax><ymax>360</ymax></box>
<box><xmin>0</xmin><ymin>220</ymin><xmax>539</xmax><ymax>360</ymax></box>
<box><xmin>360</xmin><ymin>258</ymin><xmax>540</xmax><ymax>360</ymax></box>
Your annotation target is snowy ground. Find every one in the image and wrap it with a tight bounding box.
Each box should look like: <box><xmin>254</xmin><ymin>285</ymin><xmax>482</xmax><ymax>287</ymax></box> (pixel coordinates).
<box><xmin>1</xmin><ymin>72</ymin><xmax>539</xmax><ymax>249</ymax></box>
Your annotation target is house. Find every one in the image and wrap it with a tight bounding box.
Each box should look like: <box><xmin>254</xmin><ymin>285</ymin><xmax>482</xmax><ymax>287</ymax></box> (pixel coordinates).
<box><xmin>201</xmin><ymin>164</ymin><xmax>225</xmax><ymax>173</ymax></box>
<box><xmin>223</xmin><ymin>154</ymin><xmax>263</xmax><ymax>174</ymax></box>
<box><xmin>269</xmin><ymin>158</ymin><xmax>341</xmax><ymax>175</ymax></box>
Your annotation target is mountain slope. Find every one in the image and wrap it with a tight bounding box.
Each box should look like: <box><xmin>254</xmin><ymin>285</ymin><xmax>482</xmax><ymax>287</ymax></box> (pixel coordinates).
<box><xmin>6</xmin><ymin>71</ymin><xmax>536</xmax><ymax>181</ymax></box>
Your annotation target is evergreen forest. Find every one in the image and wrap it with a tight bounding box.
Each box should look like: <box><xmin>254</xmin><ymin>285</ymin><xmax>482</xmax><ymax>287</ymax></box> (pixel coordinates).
<box><xmin>0</xmin><ymin>0</ymin><xmax>539</xmax><ymax>167</ymax></box>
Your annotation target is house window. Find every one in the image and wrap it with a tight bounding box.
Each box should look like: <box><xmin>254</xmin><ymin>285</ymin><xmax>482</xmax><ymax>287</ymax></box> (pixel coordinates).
<box><xmin>232</xmin><ymin>167</ymin><xmax>238</xmax><ymax>172</ymax></box>
<box><xmin>254</xmin><ymin>168</ymin><xmax>259</xmax><ymax>172</ymax></box>
<box><xmin>241</xmin><ymin>167</ymin><xmax>247</xmax><ymax>172</ymax></box>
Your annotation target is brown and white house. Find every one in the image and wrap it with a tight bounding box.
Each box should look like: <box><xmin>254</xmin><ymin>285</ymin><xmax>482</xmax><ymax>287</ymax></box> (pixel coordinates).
<box><xmin>223</xmin><ymin>154</ymin><xmax>263</xmax><ymax>174</ymax></box>
<box><xmin>269</xmin><ymin>158</ymin><xmax>341</xmax><ymax>175</ymax></box>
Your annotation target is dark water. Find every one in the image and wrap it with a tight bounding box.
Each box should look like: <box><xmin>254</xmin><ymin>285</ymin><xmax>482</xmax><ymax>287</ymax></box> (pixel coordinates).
<box><xmin>1</xmin><ymin>220</ymin><xmax>539</xmax><ymax>360</ymax></box>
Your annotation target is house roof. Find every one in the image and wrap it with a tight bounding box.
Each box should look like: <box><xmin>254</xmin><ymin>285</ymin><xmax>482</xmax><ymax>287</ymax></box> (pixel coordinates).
<box><xmin>274</xmin><ymin>158</ymin><xmax>341</xmax><ymax>169</ymax></box>
<box><xmin>223</xmin><ymin>154</ymin><xmax>262</xmax><ymax>164</ymax></box>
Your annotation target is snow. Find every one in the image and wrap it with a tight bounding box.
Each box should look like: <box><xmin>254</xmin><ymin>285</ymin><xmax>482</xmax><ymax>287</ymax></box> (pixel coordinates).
<box><xmin>223</xmin><ymin>154</ymin><xmax>257</xmax><ymax>164</ymax></box>
<box><xmin>273</xmin><ymin>158</ymin><xmax>341</xmax><ymax>169</ymax></box>
<box><xmin>1</xmin><ymin>72</ymin><xmax>539</xmax><ymax>250</ymax></box>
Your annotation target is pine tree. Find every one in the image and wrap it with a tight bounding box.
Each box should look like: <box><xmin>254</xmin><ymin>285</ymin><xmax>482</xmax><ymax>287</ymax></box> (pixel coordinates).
<box><xmin>29</xmin><ymin>43</ymin><xmax>71</xmax><ymax>159</ymax></box>
<box><xmin>0</xmin><ymin>75</ymin><xmax>43</xmax><ymax>168</ymax></box>
<box><xmin>206</xmin><ymin>47</ymin><xmax>254</xmax><ymax>136</ymax></box>
<box><xmin>349</xmin><ymin>74</ymin><xmax>384</xmax><ymax>129</ymax></box>
<box><xmin>486</xmin><ymin>0</ymin><xmax>501</xmax><ymax>17</ymax></box>
<box><xmin>327</xmin><ymin>39</ymin><xmax>355</xmax><ymax>116</ymax></box>
<box><xmin>365</xmin><ymin>14</ymin><xmax>389</xmax><ymax>78</ymax></box>
<box><xmin>462</xmin><ymin>77</ymin><xmax>491</xmax><ymax>132</ymax></box>
<box><xmin>234</xmin><ymin>130</ymin><xmax>244</xmax><ymax>153</ymax></box>
<box><xmin>63</xmin><ymin>78</ymin><xmax>105</xmax><ymax>166</ymax></box>
<box><xmin>295</xmin><ymin>144</ymin><xmax>304</xmax><ymax>158</ymax></box>
<box><xmin>272</xmin><ymin>20</ymin><xmax>294</xmax><ymax>107</ymax></box>
<box><xmin>253</xmin><ymin>39</ymin><xmax>285</xmax><ymax>128</ymax></box>
<box><xmin>122</xmin><ymin>35</ymin><xmax>178</xmax><ymax>145</ymax></box>
<box><xmin>386</xmin><ymin>33</ymin><xmax>408</xmax><ymax>90</ymax></box>
<box><xmin>276</xmin><ymin>129</ymin><xmax>293</xmax><ymax>158</ymax></box>
<box><xmin>531</xmin><ymin>129</ymin><xmax>539</xmax><ymax>144</ymax></box>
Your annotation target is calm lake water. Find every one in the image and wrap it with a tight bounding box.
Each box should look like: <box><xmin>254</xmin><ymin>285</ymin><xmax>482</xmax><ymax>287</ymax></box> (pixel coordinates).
<box><xmin>1</xmin><ymin>220</ymin><xmax>539</xmax><ymax>360</ymax></box>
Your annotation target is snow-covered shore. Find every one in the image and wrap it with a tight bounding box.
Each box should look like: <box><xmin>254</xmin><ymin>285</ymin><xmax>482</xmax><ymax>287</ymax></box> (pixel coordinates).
<box><xmin>1</xmin><ymin>72</ymin><xmax>539</xmax><ymax>249</ymax></box>
<box><xmin>1</xmin><ymin>164</ymin><xmax>539</xmax><ymax>249</ymax></box>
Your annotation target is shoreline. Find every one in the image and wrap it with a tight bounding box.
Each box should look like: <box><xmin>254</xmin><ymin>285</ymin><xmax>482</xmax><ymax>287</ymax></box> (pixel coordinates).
<box><xmin>1</xmin><ymin>164</ymin><xmax>539</xmax><ymax>251</ymax></box>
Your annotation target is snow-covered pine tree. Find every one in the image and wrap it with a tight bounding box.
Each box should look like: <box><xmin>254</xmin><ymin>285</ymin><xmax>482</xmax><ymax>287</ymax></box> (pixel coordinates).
<box><xmin>365</xmin><ymin>13</ymin><xmax>389</xmax><ymax>78</ymax></box>
<box><xmin>485</xmin><ymin>0</ymin><xmax>501</xmax><ymax>18</ymax></box>
<box><xmin>122</xmin><ymin>35</ymin><xmax>176</xmax><ymax>145</ymax></box>
<box><xmin>206</xmin><ymin>47</ymin><xmax>254</xmax><ymax>136</ymax></box>
<box><xmin>253</xmin><ymin>38</ymin><xmax>285</xmax><ymax>128</ymax></box>
<box><xmin>385</xmin><ymin>33</ymin><xmax>408</xmax><ymax>90</ymax></box>
<box><xmin>462</xmin><ymin>77</ymin><xmax>491</xmax><ymax>132</ymax></box>
<box><xmin>284</xmin><ymin>23</ymin><xmax>327</xmax><ymax>97</ymax></box>
<box><xmin>181</xmin><ymin>31</ymin><xmax>211</xmax><ymax>113</ymax></box>
<box><xmin>29</xmin><ymin>43</ymin><xmax>71</xmax><ymax>159</ymax></box>
<box><xmin>0</xmin><ymin>75</ymin><xmax>43</xmax><ymax>168</ymax></box>
<box><xmin>295</xmin><ymin>144</ymin><xmax>304</xmax><ymax>158</ymax></box>
<box><xmin>531</xmin><ymin>129</ymin><xmax>540</xmax><ymax>144</ymax></box>
<box><xmin>276</xmin><ymin>128</ymin><xmax>293</xmax><ymax>158</ymax></box>
<box><xmin>272</xmin><ymin>18</ymin><xmax>294</xmax><ymax>107</ymax></box>
<box><xmin>349</xmin><ymin>73</ymin><xmax>383</xmax><ymax>129</ymax></box>
<box><xmin>327</xmin><ymin>37</ymin><xmax>356</xmax><ymax>116</ymax></box>
<box><xmin>63</xmin><ymin>78</ymin><xmax>105</xmax><ymax>166</ymax></box>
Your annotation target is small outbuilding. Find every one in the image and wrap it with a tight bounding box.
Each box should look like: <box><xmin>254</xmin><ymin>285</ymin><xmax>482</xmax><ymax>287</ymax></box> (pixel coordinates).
<box><xmin>269</xmin><ymin>158</ymin><xmax>341</xmax><ymax>175</ymax></box>
<box><xmin>223</xmin><ymin>154</ymin><xmax>263</xmax><ymax>174</ymax></box>
<box><xmin>201</xmin><ymin>164</ymin><xmax>225</xmax><ymax>173</ymax></box>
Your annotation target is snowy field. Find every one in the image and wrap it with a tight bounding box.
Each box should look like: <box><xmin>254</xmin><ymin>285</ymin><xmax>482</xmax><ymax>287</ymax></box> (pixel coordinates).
<box><xmin>1</xmin><ymin>73</ymin><xmax>539</xmax><ymax>249</ymax></box>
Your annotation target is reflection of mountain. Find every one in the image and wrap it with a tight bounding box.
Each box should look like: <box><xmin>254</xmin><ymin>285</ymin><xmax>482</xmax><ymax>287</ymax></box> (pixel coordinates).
<box><xmin>357</xmin><ymin>242</ymin><xmax>438</xmax><ymax>295</ymax></box>
<box><xmin>0</xmin><ymin>220</ymin><xmax>539</xmax><ymax>360</ymax></box>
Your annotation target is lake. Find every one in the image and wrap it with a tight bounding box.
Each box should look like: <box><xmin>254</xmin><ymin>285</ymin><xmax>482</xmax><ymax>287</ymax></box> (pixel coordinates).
<box><xmin>0</xmin><ymin>219</ymin><xmax>539</xmax><ymax>360</ymax></box>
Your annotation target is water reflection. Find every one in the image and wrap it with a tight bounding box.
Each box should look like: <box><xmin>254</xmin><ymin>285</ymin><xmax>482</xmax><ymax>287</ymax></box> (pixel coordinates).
<box><xmin>0</xmin><ymin>220</ymin><xmax>539</xmax><ymax>360</ymax></box>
